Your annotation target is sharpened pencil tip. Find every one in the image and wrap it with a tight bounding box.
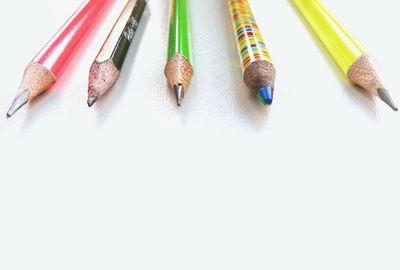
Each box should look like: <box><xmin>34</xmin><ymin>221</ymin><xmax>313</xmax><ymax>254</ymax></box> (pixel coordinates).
<box><xmin>7</xmin><ymin>89</ymin><xmax>30</xmax><ymax>118</ymax></box>
<box><xmin>377</xmin><ymin>88</ymin><xmax>398</xmax><ymax>111</ymax></box>
<box><xmin>257</xmin><ymin>86</ymin><xmax>274</xmax><ymax>105</ymax></box>
<box><xmin>87</xmin><ymin>96</ymin><xmax>98</xmax><ymax>107</ymax></box>
<box><xmin>174</xmin><ymin>84</ymin><xmax>184</xmax><ymax>107</ymax></box>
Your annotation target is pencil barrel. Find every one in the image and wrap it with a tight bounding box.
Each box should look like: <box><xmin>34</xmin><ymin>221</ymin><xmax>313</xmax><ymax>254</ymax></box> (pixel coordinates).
<box><xmin>229</xmin><ymin>0</ymin><xmax>272</xmax><ymax>72</ymax></box>
<box><xmin>96</xmin><ymin>0</ymin><xmax>147</xmax><ymax>69</ymax></box>
<box><xmin>112</xmin><ymin>0</ymin><xmax>147</xmax><ymax>70</ymax></box>
<box><xmin>167</xmin><ymin>0</ymin><xmax>191</xmax><ymax>62</ymax></box>
<box><xmin>33</xmin><ymin>0</ymin><xmax>112</xmax><ymax>76</ymax></box>
<box><xmin>291</xmin><ymin>0</ymin><xmax>366</xmax><ymax>74</ymax></box>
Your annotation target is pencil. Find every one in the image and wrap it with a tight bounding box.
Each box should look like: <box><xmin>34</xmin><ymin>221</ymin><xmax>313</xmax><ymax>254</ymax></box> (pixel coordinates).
<box><xmin>88</xmin><ymin>0</ymin><xmax>147</xmax><ymax>107</ymax></box>
<box><xmin>7</xmin><ymin>0</ymin><xmax>113</xmax><ymax>118</ymax></box>
<box><xmin>291</xmin><ymin>0</ymin><xmax>397</xmax><ymax>111</ymax></box>
<box><xmin>229</xmin><ymin>0</ymin><xmax>276</xmax><ymax>105</ymax></box>
<box><xmin>164</xmin><ymin>0</ymin><xmax>193</xmax><ymax>106</ymax></box>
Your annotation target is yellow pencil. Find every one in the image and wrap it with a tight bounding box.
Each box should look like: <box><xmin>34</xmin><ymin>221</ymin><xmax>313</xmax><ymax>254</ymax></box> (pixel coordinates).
<box><xmin>291</xmin><ymin>0</ymin><xmax>397</xmax><ymax>111</ymax></box>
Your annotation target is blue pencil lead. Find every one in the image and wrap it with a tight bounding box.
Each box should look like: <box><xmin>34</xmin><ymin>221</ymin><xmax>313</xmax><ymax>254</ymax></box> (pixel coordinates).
<box><xmin>257</xmin><ymin>85</ymin><xmax>274</xmax><ymax>105</ymax></box>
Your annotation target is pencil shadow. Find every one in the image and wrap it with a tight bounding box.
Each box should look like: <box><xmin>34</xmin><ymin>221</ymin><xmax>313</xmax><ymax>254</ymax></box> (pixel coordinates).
<box><xmin>21</xmin><ymin>90</ymin><xmax>61</xmax><ymax>131</ymax></box>
<box><xmin>95</xmin><ymin>6</ymin><xmax>151</xmax><ymax>126</ymax></box>
<box><xmin>220</xmin><ymin>0</ymin><xmax>271</xmax><ymax>129</ymax></box>
<box><xmin>287</xmin><ymin>0</ymin><xmax>377</xmax><ymax>119</ymax></box>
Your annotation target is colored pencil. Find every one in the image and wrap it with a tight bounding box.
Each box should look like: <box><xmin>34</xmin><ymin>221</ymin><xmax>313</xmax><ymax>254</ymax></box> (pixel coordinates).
<box><xmin>88</xmin><ymin>0</ymin><xmax>147</xmax><ymax>107</ymax></box>
<box><xmin>7</xmin><ymin>0</ymin><xmax>113</xmax><ymax>118</ymax></box>
<box><xmin>229</xmin><ymin>0</ymin><xmax>276</xmax><ymax>105</ymax></box>
<box><xmin>164</xmin><ymin>0</ymin><xmax>193</xmax><ymax>106</ymax></box>
<box><xmin>291</xmin><ymin>0</ymin><xmax>397</xmax><ymax>111</ymax></box>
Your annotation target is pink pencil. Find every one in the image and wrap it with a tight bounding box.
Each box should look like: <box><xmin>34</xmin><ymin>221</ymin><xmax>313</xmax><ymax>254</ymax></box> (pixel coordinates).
<box><xmin>7</xmin><ymin>0</ymin><xmax>114</xmax><ymax>118</ymax></box>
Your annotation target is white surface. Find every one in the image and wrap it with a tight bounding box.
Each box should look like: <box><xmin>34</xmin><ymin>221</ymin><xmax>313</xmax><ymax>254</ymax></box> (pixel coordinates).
<box><xmin>1</xmin><ymin>0</ymin><xmax>400</xmax><ymax>269</ymax></box>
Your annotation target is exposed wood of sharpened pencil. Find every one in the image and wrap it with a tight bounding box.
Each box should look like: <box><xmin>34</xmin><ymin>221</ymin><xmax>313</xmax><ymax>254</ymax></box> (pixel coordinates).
<box><xmin>88</xmin><ymin>0</ymin><xmax>147</xmax><ymax>106</ymax></box>
<box><xmin>164</xmin><ymin>53</ymin><xmax>193</xmax><ymax>91</ymax></box>
<box><xmin>347</xmin><ymin>54</ymin><xmax>398</xmax><ymax>111</ymax></box>
<box><xmin>164</xmin><ymin>53</ymin><xmax>193</xmax><ymax>107</ymax></box>
<box><xmin>7</xmin><ymin>63</ymin><xmax>56</xmax><ymax>118</ymax></box>
<box><xmin>243</xmin><ymin>61</ymin><xmax>276</xmax><ymax>94</ymax></box>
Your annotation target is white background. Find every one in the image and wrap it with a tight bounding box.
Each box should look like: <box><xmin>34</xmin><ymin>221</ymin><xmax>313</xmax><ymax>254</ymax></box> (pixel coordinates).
<box><xmin>1</xmin><ymin>0</ymin><xmax>399</xmax><ymax>269</ymax></box>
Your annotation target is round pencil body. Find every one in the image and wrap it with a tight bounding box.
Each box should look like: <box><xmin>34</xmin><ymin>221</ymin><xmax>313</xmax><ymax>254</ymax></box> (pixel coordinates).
<box><xmin>34</xmin><ymin>0</ymin><xmax>113</xmax><ymax>77</ymax></box>
<box><xmin>164</xmin><ymin>0</ymin><xmax>193</xmax><ymax>106</ymax></box>
<box><xmin>88</xmin><ymin>0</ymin><xmax>147</xmax><ymax>106</ymax></box>
<box><xmin>7</xmin><ymin>0</ymin><xmax>113</xmax><ymax>118</ymax></box>
<box><xmin>292</xmin><ymin>0</ymin><xmax>397</xmax><ymax>111</ymax></box>
<box><xmin>229</xmin><ymin>0</ymin><xmax>276</xmax><ymax>105</ymax></box>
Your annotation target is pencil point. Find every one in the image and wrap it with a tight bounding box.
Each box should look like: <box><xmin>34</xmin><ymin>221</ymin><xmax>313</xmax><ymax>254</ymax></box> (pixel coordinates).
<box><xmin>87</xmin><ymin>96</ymin><xmax>98</xmax><ymax>107</ymax></box>
<box><xmin>377</xmin><ymin>88</ymin><xmax>398</xmax><ymax>111</ymax></box>
<box><xmin>7</xmin><ymin>89</ymin><xmax>30</xmax><ymax>118</ymax></box>
<box><xmin>174</xmin><ymin>84</ymin><xmax>184</xmax><ymax>106</ymax></box>
<box><xmin>257</xmin><ymin>86</ymin><xmax>273</xmax><ymax>105</ymax></box>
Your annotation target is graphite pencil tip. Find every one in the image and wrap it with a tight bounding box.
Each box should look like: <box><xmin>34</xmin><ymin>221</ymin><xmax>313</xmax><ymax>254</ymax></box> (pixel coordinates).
<box><xmin>7</xmin><ymin>89</ymin><xmax>30</xmax><ymax>118</ymax></box>
<box><xmin>174</xmin><ymin>84</ymin><xmax>184</xmax><ymax>106</ymax></box>
<box><xmin>257</xmin><ymin>86</ymin><xmax>274</xmax><ymax>105</ymax></box>
<box><xmin>87</xmin><ymin>96</ymin><xmax>98</xmax><ymax>107</ymax></box>
<box><xmin>377</xmin><ymin>88</ymin><xmax>398</xmax><ymax>111</ymax></box>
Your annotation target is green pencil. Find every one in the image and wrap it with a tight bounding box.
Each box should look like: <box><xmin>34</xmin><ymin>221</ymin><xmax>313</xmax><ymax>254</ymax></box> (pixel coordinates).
<box><xmin>164</xmin><ymin>0</ymin><xmax>194</xmax><ymax>106</ymax></box>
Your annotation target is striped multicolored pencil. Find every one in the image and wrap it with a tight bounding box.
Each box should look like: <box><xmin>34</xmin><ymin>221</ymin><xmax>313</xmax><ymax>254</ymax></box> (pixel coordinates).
<box><xmin>164</xmin><ymin>0</ymin><xmax>193</xmax><ymax>106</ymax></box>
<box><xmin>291</xmin><ymin>0</ymin><xmax>397</xmax><ymax>111</ymax></box>
<box><xmin>229</xmin><ymin>0</ymin><xmax>276</xmax><ymax>105</ymax></box>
